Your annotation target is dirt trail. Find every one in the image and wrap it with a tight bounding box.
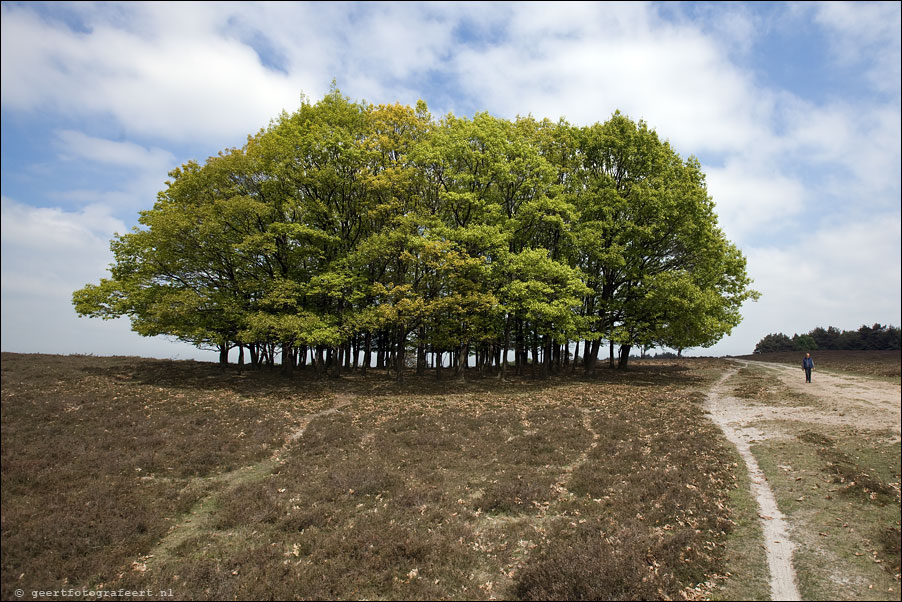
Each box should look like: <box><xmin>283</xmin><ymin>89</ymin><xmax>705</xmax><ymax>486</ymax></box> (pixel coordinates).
<box><xmin>707</xmin><ymin>365</ymin><xmax>802</xmax><ymax>601</ymax></box>
<box><xmin>707</xmin><ymin>359</ymin><xmax>901</xmax><ymax>600</ymax></box>
<box><xmin>141</xmin><ymin>392</ymin><xmax>353</xmax><ymax>568</ymax></box>
<box><xmin>743</xmin><ymin>360</ymin><xmax>901</xmax><ymax>440</ymax></box>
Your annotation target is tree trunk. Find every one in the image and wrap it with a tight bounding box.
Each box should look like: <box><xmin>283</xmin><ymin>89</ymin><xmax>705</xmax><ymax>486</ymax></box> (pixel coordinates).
<box><xmin>531</xmin><ymin>335</ymin><xmax>540</xmax><ymax>379</ymax></box>
<box><xmin>618</xmin><ymin>344</ymin><xmax>632</xmax><ymax>369</ymax></box>
<box><xmin>282</xmin><ymin>344</ymin><xmax>294</xmax><ymax>377</ymax></box>
<box><xmin>541</xmin><ymin>334</ymin><xmax>552</xmax><ymax>379</ymax></box>
<box><xmin>362</xmin><ymin>332</ymin><xmax>371</xmax><ymax>376</ymax></box>
<box><xmin>395</xmin><ymin>327</ymin><xmax>406</xmax><ymax>382</ymax></box>
<box><xmin>218</xmin><ymin>344</ymin><xmax>229</xmax><ymax>371</ymax></box>
<box><xmin>376</xmin><ymin>331</ymin><xmax>385</xmax><ymax>370</ymax></box>
<box><xmin>331</xmin><ymin>345</ymin><xmax>341</xmax><ymax>378</ymax></box>
<box><xmin>315</xmin><ymin>346</ymin><xmax>326</xmax><ymax>377</ymax></box>
<box><xmin>456</xmin><ymin>343</ymin><xmax>468</xmax><ymax>381</ymax></box>
<box><xmin>387</xmin><ymin>333</ymin><xmax>394</xmax><ymax>376</ymax></box>
<box><xmin>515</xmin><ymin>318</ymin><xmax>524</xmax><ymax>376</ymax></box>
<box><xmin>609</xmin><ymin>339</ymin><xmax>615</xmax><ymax>368</ymax></box>
<box><xmin>585</xmin><ymin>339</ymin><xmax>601</xmax><ymax>376</ymax></box>
<box><xmin>416</xmin><ymin>326</ymin><xmax>426</xmax><ymax>375</ymax></box>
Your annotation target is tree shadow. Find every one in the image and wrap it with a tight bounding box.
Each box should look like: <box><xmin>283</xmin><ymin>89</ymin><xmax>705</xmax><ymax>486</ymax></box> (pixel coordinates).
<box><xmin>63</xmin><ymin>354</ymin><xmax>713</xmax><ymax>401</ymax></box>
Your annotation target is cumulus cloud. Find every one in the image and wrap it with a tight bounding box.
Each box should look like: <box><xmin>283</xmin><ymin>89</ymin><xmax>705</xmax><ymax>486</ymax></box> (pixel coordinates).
<box><xmin>48</xmin><ymin>130</ymin><xmax>180</xmax><ymax>212</ymax></box>
<box><xmin>780</xmin><ymin>100</ymin><xmax>902</xmax><ymax>199</ymax></box>
<box><xmin>705</xmin><ymin>162</ymin><xmax>808</xmax><ymax>244</ymax></box>
<box><xmin>0</xmin><ymin>2</ymin><xmax>478</xmax><ymax>145</ymax></box>
<box><xmin>811</xmin><ymin>1</ymin><xmax>902</xmax><ymax>95</ymax></box>
<box><xmin>0</xmin><ymin>2</ymin><xmax>305</xmax><ymax>145</ymax></box>
<box><xmin>0</xmin><ymin>197</ymin><xmax>125</xmax><ymax>297</ymax></box>
<box><xmin>1</xmin><ymin>2</ymin><xmax>775</xmax><ymax>155</ymax></box>
<box><xmin>448</xmin><ymin>3</ymin><xmax>774</xmax><ymax>155</ymax></box>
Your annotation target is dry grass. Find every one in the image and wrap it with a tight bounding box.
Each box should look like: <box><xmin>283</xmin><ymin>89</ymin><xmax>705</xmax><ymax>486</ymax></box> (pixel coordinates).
<box><xmin>1</xmin><ymin>352</ymin><xmax>331</xmax><ymax>599</ymax></box>
<box><xmin>3</xmin><ymin>353</ymin><xmax>743</xmax><ymax>600</ymax></box>
<box><xmin>752</xmin><ymin>430</ymin><xmax>901</xmax><ymax>600</ymax></box>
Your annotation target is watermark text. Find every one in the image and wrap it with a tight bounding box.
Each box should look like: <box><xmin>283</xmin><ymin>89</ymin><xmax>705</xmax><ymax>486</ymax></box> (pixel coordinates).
<box><xmin>15</xmin><ymin>589</ymin><xmax>174</xmax><ymax>599</ymax></box>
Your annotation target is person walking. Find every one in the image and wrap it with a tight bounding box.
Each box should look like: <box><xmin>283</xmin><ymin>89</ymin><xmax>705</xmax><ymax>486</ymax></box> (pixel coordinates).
<box><xmin>802</xmin><ymin>352</ymin><xmax>814</xmax><ymax>383</ymax></box>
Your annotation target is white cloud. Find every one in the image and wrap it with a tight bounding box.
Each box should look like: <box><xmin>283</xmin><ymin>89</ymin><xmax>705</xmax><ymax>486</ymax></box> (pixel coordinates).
<box><xmin>0</xmin><ymin>3</ymin><xmax>306</xmax><ymax>145</ymax></box>
<box><xmin>48</xmin><ymin>131</ymin><xmax>178</xmax><ymax>211</ymax></box>
<box><xmin>0</xmin><ymin>197</ymin><xmax>125</xmax><ymax>297</ymax></box>
<box><xmin>1</xmin><ymin>2</ymin><xmax>774</xmax><ymax>156</ymax></box>
<box><xmin>449</xmin><ymin>3</ymin><xmax>775</xmax><ymax>157</ymax></box>
<box><xmin>701</xmin><ymin>4</ymin><xmax>760</xmax><ymax>57</ymax></box>
<box><xmin>812</xmin><ymin>1</ymin><xmax>902</xmax><ymax>95</ymax></box>
<box><xmin>705</xmin><ymin>162</ymin><xmax>808</xmax><ymax>243</ymax></box>
<box><xmin>780</xmin><ymin>100</ymin><xmax>902</xmax><ymax>200</ymax></box>
<box><xmin>55</xmin><ymin>130</ymin><xmax>175</xmax><ymax>169</ymax></box>
<box><xmin>0</xmin><ymin>2</ymin><xmax>476</xmax><ymax>146</ymax></box>
<box><xmin>710</xmin><ymin>213</ymin><xmax>902</xmax><ymax>353</ymax></box>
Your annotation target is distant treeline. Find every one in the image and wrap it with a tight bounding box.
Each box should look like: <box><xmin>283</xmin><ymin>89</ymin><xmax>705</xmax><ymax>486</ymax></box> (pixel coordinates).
<box><xmin>754</xmin><ymin>324</ymin><xmax>901</xmax><ymax>353</ymax></box>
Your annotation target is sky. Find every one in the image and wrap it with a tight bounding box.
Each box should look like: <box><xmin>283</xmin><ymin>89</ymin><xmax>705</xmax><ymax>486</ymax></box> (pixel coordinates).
<box><xmin>1</xmin><ymin>0</ymin><xmax>900</xmax><ymax>361</ymax></box>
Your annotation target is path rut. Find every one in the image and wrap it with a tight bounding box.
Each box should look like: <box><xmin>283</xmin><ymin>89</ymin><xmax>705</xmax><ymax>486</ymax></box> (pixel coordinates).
<box><xmin>142</xmin><ymin>392</ymin><xmax>353</xmax><ymax>567</ymax></box>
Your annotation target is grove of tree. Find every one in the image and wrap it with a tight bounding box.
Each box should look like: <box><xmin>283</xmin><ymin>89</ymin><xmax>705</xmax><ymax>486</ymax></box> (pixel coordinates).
<box><xmin>73</xmin><ymin>88</ymin><xmax>757</xmax><ymax>379</ymax></box>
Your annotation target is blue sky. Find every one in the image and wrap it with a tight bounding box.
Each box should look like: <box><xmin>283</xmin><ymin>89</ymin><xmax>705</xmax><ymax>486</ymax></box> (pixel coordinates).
<box><xmin>2</xmin><ymin>1</ymin><xmax>900</xmax><ymax>360</ymax></box>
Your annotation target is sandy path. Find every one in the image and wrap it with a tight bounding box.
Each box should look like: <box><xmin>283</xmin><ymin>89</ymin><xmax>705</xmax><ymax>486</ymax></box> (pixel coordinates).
<box><xmin>743</xmin><ymin>360</ymin><xmax>901</xmax><ymax>439</ymax></box>
<box><xmin>706</xmin><ymin>366</ymin><xmax>802</xmax><ymax>601</ymax></box>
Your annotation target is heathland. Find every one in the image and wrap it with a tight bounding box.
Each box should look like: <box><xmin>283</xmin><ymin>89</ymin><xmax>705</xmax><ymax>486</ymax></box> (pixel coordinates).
<box><xmin>2</xmin><ymin>351</ymin><xmax>899</xmax><ymax>600</ymax></box>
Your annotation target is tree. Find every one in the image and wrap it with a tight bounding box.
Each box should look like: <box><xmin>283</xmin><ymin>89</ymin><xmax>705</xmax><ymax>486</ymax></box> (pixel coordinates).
<box><xmin>501</xmin><ymin>249</ymin><xmax>590</xmax><ymax>378</ymax></box>
<box><xmin>74</xmin><ymin>148</ymin><xmax>268</xmax><ymax>366</ymax></box>
<box><xmin>792</xmin><ymin>334</ymin><xmax>818</xmax><ymax>351</ymax></box>
<box><xmin>574</xmin><ymin>113</ymin><xmax>756</xmax><ymax>369</ymax></box>
<box><xmin>75</xmin><ymin>92</ymin><xmax>757</xmax><ymax>378</ymax></box>
<box><xmin>754</xmin><ymin>333</ymin><xmax>795</xmax><ymax>353</ymax></box>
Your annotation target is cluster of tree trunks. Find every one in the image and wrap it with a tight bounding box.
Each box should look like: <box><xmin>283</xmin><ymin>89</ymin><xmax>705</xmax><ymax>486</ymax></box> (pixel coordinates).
<box><xmin>218</xmin><ymin>325</ymin><xmax>635</xmax><ymax>380</ymax></box>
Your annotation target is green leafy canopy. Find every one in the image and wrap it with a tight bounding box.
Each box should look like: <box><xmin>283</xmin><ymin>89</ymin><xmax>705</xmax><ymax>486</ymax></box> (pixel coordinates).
<box><xmin>74</xmin><ymin>89</ymin><xmax>758</xmax><ymax>369</ymax></box>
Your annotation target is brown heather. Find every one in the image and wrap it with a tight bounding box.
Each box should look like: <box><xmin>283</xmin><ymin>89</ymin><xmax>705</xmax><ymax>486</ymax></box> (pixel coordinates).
<box><xmin>5</xmin><ymin>353</ymin><xmax>741</xmax><ymax>600</ymax></box>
